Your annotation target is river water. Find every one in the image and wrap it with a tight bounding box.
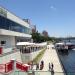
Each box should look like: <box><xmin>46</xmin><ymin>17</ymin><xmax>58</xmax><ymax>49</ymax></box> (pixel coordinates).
<box><xmin>59</xmin><ymin>49</ymin><xmax>75</xmax><ymax>75</ymax></box>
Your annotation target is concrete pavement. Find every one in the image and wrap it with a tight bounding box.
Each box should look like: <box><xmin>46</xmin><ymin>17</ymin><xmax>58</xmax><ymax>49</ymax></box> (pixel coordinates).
<box><xmin>6</xmin><ymin>44</ymin><xmax>65</xmax><ymax>75</ymax></box>
<box><xmin>38</xmin><ymin>43</ymin><xmax>65</xmax><ymax>75</ymax></box>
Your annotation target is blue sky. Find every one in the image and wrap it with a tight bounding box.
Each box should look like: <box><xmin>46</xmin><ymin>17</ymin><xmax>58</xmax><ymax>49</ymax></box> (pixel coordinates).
<box><xmin>0</xmin><ymin>0</ymin><xmax>75</xmax><ymax>37</ymax></box>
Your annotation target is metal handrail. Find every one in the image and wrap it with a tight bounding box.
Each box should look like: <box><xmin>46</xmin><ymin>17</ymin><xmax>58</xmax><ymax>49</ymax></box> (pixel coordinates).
<box><xmin>0</xmin><ymin>49</ymin><xmax>20</xmax><ymax>57</ymax></box>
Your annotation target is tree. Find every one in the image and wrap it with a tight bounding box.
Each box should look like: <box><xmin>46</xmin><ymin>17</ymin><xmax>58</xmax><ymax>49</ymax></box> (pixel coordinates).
<box><xmin>31</xmin><ymin>32</ymin><xmax>56</xmax><ymax>43</ymax></box>
<box><xmin>42</xmin><ymin>30</ymin><xmax>48</xmax><ymax>37</ymax></box>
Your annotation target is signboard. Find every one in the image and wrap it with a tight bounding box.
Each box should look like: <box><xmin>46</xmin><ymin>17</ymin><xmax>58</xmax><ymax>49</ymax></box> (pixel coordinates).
<box><xmin>0</xmin><ymin>64</ymin><xmax>5</xmax><ymax>73</ymax></box>
<box><xmin>0</xmin><ymin>7</ymin><xmax>7</xmax><ymax>17</ymax></box>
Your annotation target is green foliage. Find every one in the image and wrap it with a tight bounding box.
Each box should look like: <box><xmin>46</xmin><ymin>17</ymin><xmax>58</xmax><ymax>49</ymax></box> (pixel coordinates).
<box><xmin>33</xmin><ymin>48</ymin><xmax>46</xmax><ymax>64</ymax></box>
<box><xmin>31</xmin><ymin>32</ymin><xmax>41</xmax><ymax>42</ymax></box>
<box><xmin>31</xmin><ymin>32</ymin><xmax>57</xmax><ymax>43</ymax></box>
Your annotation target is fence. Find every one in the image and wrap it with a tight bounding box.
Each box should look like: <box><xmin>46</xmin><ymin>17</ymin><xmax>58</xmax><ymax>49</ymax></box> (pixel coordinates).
<box><xmin>9</xmin><ymin>71</ymin><xmax>75</xmax><ymax>75</ymax></box>
<box><xmin>0</xmin><ymin>64</ymin><xmax>5</xmax><ymax>73</ymax></box>
<box><xmin>16</xmin><ymin>61</ymin><xmax>30</xmax><ymax>72</ymax></box>
<box><xmin>5</xmin><ymin>60</ymin><xmax>14</xmax><ymax>73</ymax></box>
<box><xmin>0</xmin><ymin>60</ymin><xmax>14</xmax><ymax>73</ymax></box>
<box><xmin>0</xmin><ymin>46</ymin><xmax>18</xmax><ymax>55</ymax></box>
<box><xmin>0</xmin><ymin>61</ymin><xmax>30</xmax><ymax>74</ymax></box>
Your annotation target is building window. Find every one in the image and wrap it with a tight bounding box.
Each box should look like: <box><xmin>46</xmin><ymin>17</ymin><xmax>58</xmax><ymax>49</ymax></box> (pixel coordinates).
<box><xmin>0</xmin><ymin>15</ymin><xmax>30</xmax><ymax>34</ymax></box>
<box><xmin>1</xmin><ymin>41</ymin><xmax>6</xmax><ymax>46</ymax></box>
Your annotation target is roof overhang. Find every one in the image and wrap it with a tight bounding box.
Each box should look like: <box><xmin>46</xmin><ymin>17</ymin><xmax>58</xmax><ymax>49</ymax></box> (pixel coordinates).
<box><xmin>0</xmin><ymin>29</ymin><xmax>32</xmax><ymax>38</ymax></box>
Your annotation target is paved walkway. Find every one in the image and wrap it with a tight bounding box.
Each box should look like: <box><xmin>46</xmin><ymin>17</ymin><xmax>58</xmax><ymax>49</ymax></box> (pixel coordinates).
<box><xmin>38</xmin><ymin>44</ymin><xmax>65</xmax><ymax>75</ymax></box>
<box><xmin>1</xmin><ymin>44</ymin><xmax>65</xmax><ymax>75</ymax></box>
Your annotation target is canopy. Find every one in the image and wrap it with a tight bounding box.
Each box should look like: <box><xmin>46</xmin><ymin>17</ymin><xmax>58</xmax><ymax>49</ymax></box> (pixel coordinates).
<box><xmin>35</xmin><ymin>42</ymin><xmax>47</xmax><ymax>46</ymax></box>
<box><xmin>16</xmin><ymin>42</ymin><xmax>47</xmax><ymax>47</ymax></box>
<box><xmin>16</xmin><ymin>42</ymin><xmax>34</xmax><ymax>46</ymax></box>
<box><xmin>55</xmin><ymin>42</ymin><xmax>65</xmax><ymax>46</ymax></box>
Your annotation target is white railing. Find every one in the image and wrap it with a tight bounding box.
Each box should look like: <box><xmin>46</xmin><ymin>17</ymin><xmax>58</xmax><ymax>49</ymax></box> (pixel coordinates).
<box><xmin>0</xmin><ymin>46</ymin><xmax>19</xmax><ymax>54</ymax></box>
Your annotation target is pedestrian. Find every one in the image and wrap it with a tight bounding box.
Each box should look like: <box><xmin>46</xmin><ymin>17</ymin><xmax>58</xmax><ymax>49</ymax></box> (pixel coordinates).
<box><xmin>31</xmin><ymin>61</ymin><xmax>34</xmax><ymax>70</ymax></box>
<box><xmin>51</xmin><ymin>63</ymin><xmax>54</xmax><ymax>69</ymax></box>
<box><xmin>32</xmin><ymin>70</ymin><xmax>35</xmax><ymax>75</ymax></box>
<box><xmin>49</xmin><ymin>62</ymin><xmax>51</xmax><ymax>71</ymax></box>
<box><xmin>40</xmin><ymin>64</ymin><xmax>42</xmax><ymax>70</ymax></box>
<box><xmin>51</xmin><ymin>69</ymin><xmax>54</xmax><ymax>75</ymax></box>
<box><xmin>36</xmin><ymin>63</ymin><xmax>39</xmax><ymax>70</ymax></box>
<box><xmin>41</xmin><ymin>60</ymin><xmax>44</xmax><ymax>68</ymax></box>
<box><xmin>41</xmin><ymin>60</ymin><xmax>44</xmax><ymax>66</ymax></box>
<box><xmin>40</xmin><ymin>60</ymin><xmax>44</xmax><ymax>70</ymax></box>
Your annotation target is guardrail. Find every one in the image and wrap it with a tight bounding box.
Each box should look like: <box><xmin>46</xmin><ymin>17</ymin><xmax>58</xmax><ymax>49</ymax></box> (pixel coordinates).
<box><xmin>0</xmin><ymin>49</ymin><xmax>19</xmax><ymax>57</ymax></box>
<box><xmin>55</xmin><ymin>48</ymin><xmax>67</xmax><ymax>75</ymax></box>
<box><xmin>0</xmin><ymin>60</ymin><xmax>14</xmax><ymax>73</ymax></box>
<box><xmin>0</xmin><ymin>61</ymin><xmax>75</xmax><ymax>75</ymax></box>
<box><xmin>0</xmin><ymin>60</ymin><xmax>30</xmax><ymax>74</ymax></box>
<box><xmin>9</xmin><ymin>71</ymin><xmax>75</xmax><ymax>75</ymax></box>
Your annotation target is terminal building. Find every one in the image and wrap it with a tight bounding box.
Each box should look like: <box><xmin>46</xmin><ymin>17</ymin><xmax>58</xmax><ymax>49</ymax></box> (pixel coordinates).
<box><xmin>0</xmin><ymin>6</ymin><xmax>31</xmax><ymax>54</ymax></box>
<box><xmin>0</xmin><ymin>6</ymin><xmax>32</xmax><ymax>74</ymax></box>
<box><xmin>0</xmin><ymin>6</ymin><xmax>47</xmax><ymax>75</ymax></box>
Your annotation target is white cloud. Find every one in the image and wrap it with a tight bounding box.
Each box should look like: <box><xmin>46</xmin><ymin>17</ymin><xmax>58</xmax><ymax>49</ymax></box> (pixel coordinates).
<box><xmin>50</xmin><ymin>5</ymin><xmax>56</xmax><ymax>10</ymax></box>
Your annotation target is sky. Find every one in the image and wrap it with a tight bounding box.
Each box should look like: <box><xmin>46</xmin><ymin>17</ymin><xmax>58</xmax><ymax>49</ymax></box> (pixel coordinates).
<box><xmin>0</xmin><ymin>0</ymin><xmax>75</xmax><ymax>37</ymax></box>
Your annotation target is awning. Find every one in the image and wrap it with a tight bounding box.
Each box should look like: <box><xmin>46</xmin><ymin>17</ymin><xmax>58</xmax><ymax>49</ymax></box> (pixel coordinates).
<box><xmin>16</xmin><ymin>42</ymin><xmax>34</xmax><ymax>46</ymax></box>
<box><xmin>16</xmin><ymin>42</ymin><xmax>47</xmax><ymax>47</ymax></box>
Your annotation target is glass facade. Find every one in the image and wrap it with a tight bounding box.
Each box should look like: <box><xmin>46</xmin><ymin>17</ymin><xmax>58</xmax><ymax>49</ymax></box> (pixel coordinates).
<box><xmin>0</xmin><ymin>15</ymin><xmax>30</xmax><ymax>34</ymax></box>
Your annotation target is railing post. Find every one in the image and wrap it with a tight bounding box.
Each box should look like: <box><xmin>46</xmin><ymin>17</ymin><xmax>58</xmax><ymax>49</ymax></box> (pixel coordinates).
<box><xmin>11</xmin><ymin>59</ymin><xmax>16</xmax><ymax>72</ymax></box>
<box><xmin>5</xmin><ymin>64</ymin><xmax>6</xmax><ymax>73</ymax></box>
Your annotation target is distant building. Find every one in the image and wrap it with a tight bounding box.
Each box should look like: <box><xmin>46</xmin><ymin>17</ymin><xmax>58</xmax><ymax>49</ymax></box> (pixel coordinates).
<box><xmin>23</xmin><ymin>19</ymin><xmax>31</xmax><ymax>24</ymax></box>
<box><xmin>42</xmin><ymin>30</ymin><xmax>48</xmax><ymax>37</ymax></box>
<box><xmin>23</xmin><ymin>19</ymin><xmax>36</xmax><ymax>33</ymax></box>
<box><xmin>31</xmin><ymin>25</ymin><xmax>36</xmax><ymax>33</ymax></box>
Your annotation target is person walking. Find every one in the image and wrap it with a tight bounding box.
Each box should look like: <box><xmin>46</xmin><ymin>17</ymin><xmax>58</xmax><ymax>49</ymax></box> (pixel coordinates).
<box><xmin>40</xmin><ymin>60</ymin><xmax>44</xmax><ymax>70</ymax></box>
<box><xmin>51</xmin><ymin>63</ymin><xmax>54</xmax><ymax>69</ymax></box>
<box><xmin>32</xmin><ymin>70</ymin><xmax>35</xmax><ymax>75</ymax></box>
<box><xmin>41</xmin><ymin>60</ymin><xmax>44</xmax><ymax>65</ymax></box>
<box><xmin>51</xmin><ymin>63</ymin><xmax>54</xmax><ymax>75</ymax></box>
<box><xmin>49</xmin><ymin>62</ymin><xmax>51</xmax><ymax>71</ymax></box>
<box><xmin>36</xmin><ymin>63</ymin><xmax>39</xmax><ymax>70</ymax></box>
<box><xmin>31</xmin><ymin>61</ymin><xmax>34</xmax><ymax>70</ymax></box>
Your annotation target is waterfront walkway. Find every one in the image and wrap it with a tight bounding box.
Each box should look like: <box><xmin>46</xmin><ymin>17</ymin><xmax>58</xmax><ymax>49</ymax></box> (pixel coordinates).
<box><xmin>0</xmin><ymin>44</ymin><xmax>65</xmax><ymax>75</ymax></box>
<box><xmin>38</xmin><ymin>44</ymin><xmax>65</xmax><ymax>75</ymax></box>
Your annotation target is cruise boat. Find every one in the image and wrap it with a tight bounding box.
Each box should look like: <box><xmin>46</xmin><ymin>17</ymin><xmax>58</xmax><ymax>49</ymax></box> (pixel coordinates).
<box><xmin>55</xmin><ymin>42</ymin><xmax>75</xmax><ymax>54</ymax></box>
<box><xmin>65</xmin><ymin>42</ymin><xmax>75</xmax><ymax>49</ymax></box>
<box><xmin>55</xmin><ymin>42</ymin><xmax>68</xmax><ymax>54</ymax></box>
